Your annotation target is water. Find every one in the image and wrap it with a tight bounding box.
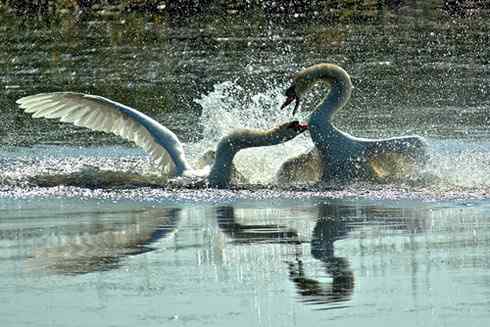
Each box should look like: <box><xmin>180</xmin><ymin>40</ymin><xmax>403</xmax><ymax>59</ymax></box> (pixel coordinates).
<box><xmin>1</xmin><ymin>4</ymin><xmax>490</xmax><ymax>326</ymax></box>
<box><xmin>1</xmin><ymin>197</ymin><xmax>489</xmax><ymax>326</ymax></box>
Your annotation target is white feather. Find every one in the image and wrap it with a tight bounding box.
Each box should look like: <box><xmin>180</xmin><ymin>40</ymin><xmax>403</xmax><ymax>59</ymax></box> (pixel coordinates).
<box><xmin>17</xmin><ymin>92</ymin><xmax>306</xmax><ymax>188</ymax></box>
<box><xmin>17</xmin><ymin>92</ymin><xmax>192</xmax><ymax>177</ymax></box>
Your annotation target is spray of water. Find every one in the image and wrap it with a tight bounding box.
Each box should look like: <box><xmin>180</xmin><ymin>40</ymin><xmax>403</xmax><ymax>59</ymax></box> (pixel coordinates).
<box><xmin>2</xmin><ymin>80</ymin><xmax>490</xmax><ymax>200</ymax></box>
<box><xmin>193</xmin><ymin>81</ymin><xmax>490</xmax><ymax>191</ymax></box>
<box><xmin>424</xmin><ymin>139</ymin><xmax>490</xmax><ymax>189</ymax></box>
<box><xmin>192</xmin><ymin>80</ymin><xmax>312</xmax><ymax>184</ymax></box>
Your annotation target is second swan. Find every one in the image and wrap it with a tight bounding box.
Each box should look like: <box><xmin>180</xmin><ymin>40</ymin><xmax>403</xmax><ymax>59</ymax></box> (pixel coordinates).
<box><xmin>278</xmin><ymin>63</ymin><xmax>428</xmax><ymax>184</ymax></box>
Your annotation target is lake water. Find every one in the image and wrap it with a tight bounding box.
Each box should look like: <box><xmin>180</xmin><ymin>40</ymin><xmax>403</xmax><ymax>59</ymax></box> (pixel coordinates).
<box><xmin>1</xmin><ymin>4</ymin><xmax>490</xmax><ymax>327</ymax></box>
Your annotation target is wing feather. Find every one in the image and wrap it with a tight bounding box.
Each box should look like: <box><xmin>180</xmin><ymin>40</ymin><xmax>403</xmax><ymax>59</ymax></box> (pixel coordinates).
<box><xmin>76</xmin><ymin>109</ymin><xmax>97</xmax><ymax>126</ymax></box>
<box><xmin>44</xmin><ymin>104</ymin><xmax>81</xmax><ymax>118</ymax></box>
<box><xmin>28</xmin><ymin>101</ymin><xmax>61</xmax><ymax>114</ymax></box>
<box><xmin>44</xmin><ymin>104</ymin><xmax>80</xmax><ymax>119</ymax></box>
<box><xmin>17</xmin><ymin>92</ymin><xmax>192</xmax><ymax>177</ymax></box>
<box><xmin>22</xmin><ymin>99</ymin><xmax>55</xmax><ymax>111</ymax></box>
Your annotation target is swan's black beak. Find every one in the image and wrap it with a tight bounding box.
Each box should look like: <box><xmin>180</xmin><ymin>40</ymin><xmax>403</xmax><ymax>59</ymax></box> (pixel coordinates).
<box><xmin>281</xmin><ymin>85</ymin><xmax>300</xmax><ymax>116</ymax></box>
<box><xmin>280</xmin><ymin>95</ymin><xmax>300</xmax><ymax>116</ymax></box>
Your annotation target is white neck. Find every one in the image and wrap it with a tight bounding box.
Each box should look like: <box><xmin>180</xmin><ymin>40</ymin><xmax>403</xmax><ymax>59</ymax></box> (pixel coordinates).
<box><xmin>307</xmin><ymin>65</ymin><xmax>353</xmax><ymax>130</ymax></box>
<box><xmin>207</xmin><ymin>128</ymin><xmax>293</xmax><ymax>188</ymax></box>
<box><xmin>207</xmin><ymin>139</ymin><xmax>236</xmax><ymax>188</ymax></box>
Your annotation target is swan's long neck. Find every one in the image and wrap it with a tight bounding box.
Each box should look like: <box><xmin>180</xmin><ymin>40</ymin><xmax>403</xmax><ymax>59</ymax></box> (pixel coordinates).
<box><xmin>307</xmin><ymin>65</ymin><xmax>352</xmax><ymax>129</ymax></box>
<box><xmin>207</xmin><ymin>128</ymin><xmax>291</xmax><ymax>188</ymax></box>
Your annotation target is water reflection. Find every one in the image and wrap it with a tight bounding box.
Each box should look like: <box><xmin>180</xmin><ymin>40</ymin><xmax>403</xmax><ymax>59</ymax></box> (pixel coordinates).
<box><xmin>216</xmin><ymin>206</ymin><xmax>300</xmax><ymax>244</ymax></box>
<box><xmin>2</xmin><ymin>197</ymin><xmax>490</xmax><ymax>326</ymax></box>
<box><xmin>214</xmin><ymin>205</ymin><xmax>353</xmax><ymax>309</ymax></box>
<box><xmin>13</xmin><ymin>207</ymin><xmax>181</xmax><ymax>275</ymax></box>
<box><xmin>285</xmin><ymin>202</ymin><xmax>428</xmax><ymax>309</ymax></box>
<box><xmin>288</xmin><ymin>207</ymin><xmax>355</xmax><ymax>309</ymax></box>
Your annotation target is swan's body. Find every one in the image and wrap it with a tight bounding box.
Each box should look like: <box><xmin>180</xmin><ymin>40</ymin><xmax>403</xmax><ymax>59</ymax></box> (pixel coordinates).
<box><xmin>17</xmin><ymin>92</ymin><xmax>307</xmax><ymax>188</ymax></box>
<box><xmin>280</xmin><ymin>63</ymin><xmax>428</xmax><ymax>183</ymax></box>
<box><xmin>275</xmin><ymin>148</ymin><xmax>321</xmax><ymax>184</ymax></box>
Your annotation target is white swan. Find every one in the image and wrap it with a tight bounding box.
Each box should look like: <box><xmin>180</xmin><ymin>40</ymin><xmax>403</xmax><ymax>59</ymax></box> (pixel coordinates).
<box><xmin>17</xmin><ymin>92</ymin><xmax>307</xmax><ymax>188</ymax></box>
<box><xmin>279</xmin><ymin>63</ymin><xmax>428</xmax><ymax>183</ymax></box>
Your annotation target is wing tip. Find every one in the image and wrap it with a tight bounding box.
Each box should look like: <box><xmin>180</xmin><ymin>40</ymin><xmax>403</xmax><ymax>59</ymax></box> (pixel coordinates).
<box><xmin>16</xmin><ymin>92</ymin><xmax>86</xmax><ymax>105</ymax></box>
<box><xmin>16</xmin><ymin>93</ymin><xmax>55</xmax><ymax>105</ymax></box>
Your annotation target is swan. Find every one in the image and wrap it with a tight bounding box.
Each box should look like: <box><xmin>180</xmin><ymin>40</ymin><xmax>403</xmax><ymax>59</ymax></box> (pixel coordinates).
<box><xmin>279</xmin><ymin>63</ymin><xmax>428</xmax><ymax>183</ymax></box>
<box><xmin>17</xmin><ymin>92</ymin><xmax>307</xmax><ymax>188</ymax></box>
<box><xmin>275</xmin><ymin>148</ymin><xmax>321</xmax><ymax>184</ymax></box>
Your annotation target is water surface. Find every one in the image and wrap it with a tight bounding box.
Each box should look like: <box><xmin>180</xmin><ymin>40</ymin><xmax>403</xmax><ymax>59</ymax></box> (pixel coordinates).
<box><xmin>1</xmin><ymin>196</ymin><xmax>490</xmax><ymax>326</ymax></box>
<box><xmin>1</xmin><ymin>5</ymin><xmax>490</xmax><ymax>327</ymax></box>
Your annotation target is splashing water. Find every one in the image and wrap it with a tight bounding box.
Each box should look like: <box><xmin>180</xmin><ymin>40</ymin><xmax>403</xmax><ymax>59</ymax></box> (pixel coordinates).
<box><xmin>193</xmin><ymin>81</ymin><xmax>490</xmax><ymax>192</ymax></box>
<box><xmin>1</xmin><ymin>81</ymin><xmax>312</xmax><ymax>189</ymax></box>
<box><xmin>193</xmin><ymin>81</ymin><xmax>312</xmax><ymax>184</ymax></box>
<box><xmin>1</xmin><ymin>81</ymin><xmax>490</xmax><ymax>201</ymax></box>
<box><xmin>425</xmin><ymin>139</ymin><xmax>490</xmax><ymax>189</ymax></box>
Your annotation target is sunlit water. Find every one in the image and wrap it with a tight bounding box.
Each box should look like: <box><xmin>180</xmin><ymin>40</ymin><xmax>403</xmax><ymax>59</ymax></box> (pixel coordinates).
<box><xmin>1</xmin><ymin>7</ymin><xmax>490</xmax><ymax>327</ymax></box>
<box><xmin>2</xmin><ymin>81</ymin><xmax>490</xmax><ymax>326</ymax></box>
<box><xmin>2</xmin><ymin>81</ymin><xmax>490</xmax><ymax>200</ymax></box>
<box><xmin>1</xmin><ymin>197</ymin><xmax>490</xmax><ymax>327</ymax></box>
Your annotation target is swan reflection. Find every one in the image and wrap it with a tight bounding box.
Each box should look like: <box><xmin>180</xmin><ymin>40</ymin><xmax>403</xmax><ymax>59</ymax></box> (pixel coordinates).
<box><xmin>287</xmin><ymin>205</ymin><xmax>354</xmax><ymax>308</ymax></box>
<box><xmin>216</xmin><ymin>206</ymin><xmax>300</xmax><ymax>244</ymax></box>
<box><xmin>286</xmin><ymin>203</ymin><xmax>429</xmax><ymax>309</ymax></box>
<box><xmin>214</xmin><ymin>205</ymin><xmax>353</xmax><ymax>309</ymax></box>
<box><xmin>25</xmin><ymin>207</ymin><xmax>181</xmax><ymax>275</ymax></box>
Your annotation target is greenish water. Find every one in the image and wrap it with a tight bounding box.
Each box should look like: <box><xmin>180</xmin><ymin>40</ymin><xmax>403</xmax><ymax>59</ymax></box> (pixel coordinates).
<box><xmin>1</xmin><ymin>8</ymin><xmax>489</xmax><ymax>145</ymax></box>
<box><xmin>1</xmin><ymin>7</ymin><xmax>490</xmax><ymax>327</ymax></box>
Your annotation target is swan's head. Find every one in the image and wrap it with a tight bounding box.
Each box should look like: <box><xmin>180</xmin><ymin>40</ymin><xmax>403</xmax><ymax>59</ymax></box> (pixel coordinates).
<box><xmin>280</xmin><ymin>83</ymin><xmax>303</xmax><ymax>116</ymax></box>
<box><xmin>219</xmin><ymin>120</ymin><xmax>307</xmax><ymax>153</ymax></box>
<box><xmin>274</xmin><ymin>120</ymin><xmax>308</xmax><ymax>141</ymax></box>
<box><xmin>280</xmin><ymin>64</ymin><xmax>351</xmax><ymax>115</ymax></box>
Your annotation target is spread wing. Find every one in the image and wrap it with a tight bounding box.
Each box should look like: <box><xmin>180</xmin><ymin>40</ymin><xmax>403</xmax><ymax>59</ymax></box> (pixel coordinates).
<box><xmin>17</xmin><ymin>92</ymin><xmax>192</xmax><ymax>176</ymax></box>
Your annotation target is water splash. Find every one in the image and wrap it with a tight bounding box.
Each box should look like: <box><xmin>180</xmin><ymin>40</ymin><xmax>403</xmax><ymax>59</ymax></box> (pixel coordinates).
<box><xmin>194</xmin><ymin>81</ymin><xmax>490</xmax><ymax>191</ymax></box>
<box><xmin>193</xmin><ymin>80</ymin><xmax>312</xmax><ymax>183</ymax></box>
<box><xmin>1</xmin><ymin>81</ymin><xmax>312</xmax><ymax>189</ymax></box>
<box><xmin>0</xmin><ymin>145</ymin><xmax>165</xmax><ymax>189</ymax></box>
<box><xmin>2</xmin><ymin>81</ymin><xmax>490</xmax><ymax>201</ymax></box>
<box><xmin>425</xmin><ymin>138</ymin><xmax>490</xmax><ymax>189</ymax></box>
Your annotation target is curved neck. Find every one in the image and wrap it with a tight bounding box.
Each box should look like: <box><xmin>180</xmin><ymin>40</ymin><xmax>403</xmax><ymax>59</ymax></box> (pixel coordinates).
<box><xmin>207</xmin><ymin>138</ymin><xmax>236</xmax><ymax>188</ymax></box>
<box><xmin>307</xmin><ymin>66</ymin><xmax>352</xmax><ymax>128</ymax></box>
<box><xmin>207</xmin><ymin>128</ymin><xmax>289</xmax><ymax>188</ymax></box>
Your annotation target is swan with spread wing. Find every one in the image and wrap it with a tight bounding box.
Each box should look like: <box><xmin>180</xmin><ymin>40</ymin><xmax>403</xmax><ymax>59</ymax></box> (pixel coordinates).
<box><xmin>278</xmin><ymin>64</ymin><xmax>428</xmax><ymax>183</ymax></box>
<box><xmin>17</xmin><ymin>92</ymin><xmax>307</xmax><ymax>188</ymax></box>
